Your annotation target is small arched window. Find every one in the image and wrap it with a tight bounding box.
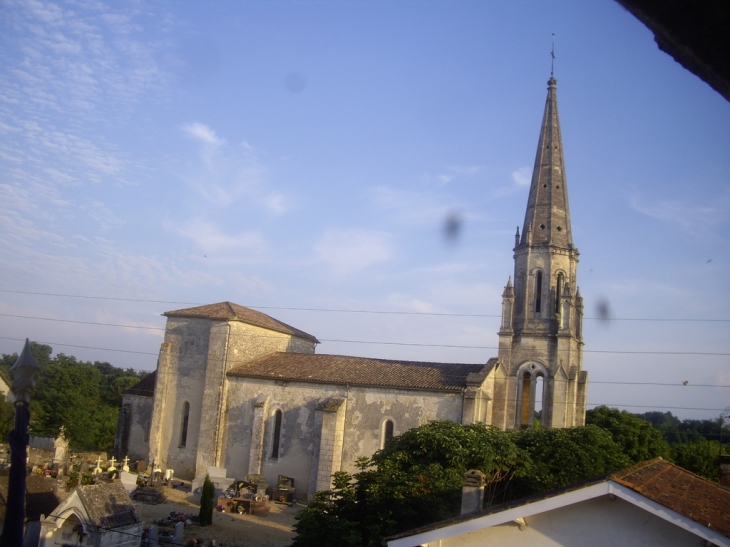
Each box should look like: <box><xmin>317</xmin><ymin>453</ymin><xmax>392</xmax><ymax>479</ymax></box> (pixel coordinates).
<box><xmin>382</xmin><ymin>420</ymin><xmax>394</xmax><ymax>448</ymax></box>
<box><xmin>179</xmin><ymin>402</ymin><xmax>190</xmax><ymax>448</ymax></box>
<box><xmin>535</xmin><ymin>271</ymin><xmax>543</xmax><ymax>313</ymax></box>
<box><xmin>271</xmin><ymin>409</ymin><xmax>283</xmax><ymax>459</ymax></box>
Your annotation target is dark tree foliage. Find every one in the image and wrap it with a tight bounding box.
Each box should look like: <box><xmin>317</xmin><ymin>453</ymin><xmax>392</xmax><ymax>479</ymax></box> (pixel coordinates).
<box><xmin>670</xmin><ymin>440</ymin><xmax>723</xmax><ymax>481</ymax></box>
<box><xmin>0</xmin><ymin>394</ymin><xmax>14</xmax><ymax>440</ymax></box>
<box><xmin>198</xmin><ymin>474</ymin><xmax>215</xmax><ymax>526</ymax></box>
<box><xmin>586</xmin><ymin>406</ymin><xmax>670</xmax><ymax>463</ymax></box>
<box><xmin>509</xmin><ymin>425</ymin><xmax>632</xmax><ymax>497</ymax></box>
<box><xmin>634</xmin><ymin>410</ymin><xmax>730</xmax><ymax>445</ymax></box>
<box><xmin>0</xmin><ymin>342</ymin><xmax>148</xmax><ymax>451</ymax></box>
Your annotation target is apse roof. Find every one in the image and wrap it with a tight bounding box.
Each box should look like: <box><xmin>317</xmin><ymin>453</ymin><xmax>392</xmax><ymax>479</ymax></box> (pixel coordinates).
<box><xmin>163</xmin><ymin>301</ymin><xmax>319</xmax><ymax>343</ymax></box>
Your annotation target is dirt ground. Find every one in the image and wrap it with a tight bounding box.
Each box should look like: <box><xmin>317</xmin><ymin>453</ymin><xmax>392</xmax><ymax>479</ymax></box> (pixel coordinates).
<box><xmin>133</xmin><ymin>482</ymin><xmax>300</xmax><ymax>547</ymax></box>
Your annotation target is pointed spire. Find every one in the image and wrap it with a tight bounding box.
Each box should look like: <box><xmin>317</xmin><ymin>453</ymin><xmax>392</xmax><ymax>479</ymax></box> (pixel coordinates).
<box><xmin>502</xmin><ymin>276</ymin><xmax>514</xmax><ymax>297</ymax></box>
<box><xmin>520</xmin><ymin>76</ymin><xmax>573</xmax><ymax>249</ymax></box>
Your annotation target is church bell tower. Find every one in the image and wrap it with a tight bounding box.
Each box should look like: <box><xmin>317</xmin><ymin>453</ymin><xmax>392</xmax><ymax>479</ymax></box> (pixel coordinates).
<box><xmin>497</xmin><ymin>76</ymin><xmax>587</xmax><ymax>429</ymax></box>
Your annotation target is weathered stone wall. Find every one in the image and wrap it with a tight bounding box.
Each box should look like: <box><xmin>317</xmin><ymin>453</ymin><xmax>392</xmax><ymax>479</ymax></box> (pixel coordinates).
<box><xmin>222</xmin><ymin>377</ymin><xmax>465</xmax><ymax>499</ymax></box>
<box><xmin>149</xmin><ymin>317</ymin><xmax>212</xmax><ymax>478</ymax></box>
<box><xmin>122</xmin><ymin>393</ymin><xmax>153</xmax><ymax>461</ymax></box>
<box><xmin>148</xmin><ymin>316</ymin><xmax>316</xmax><ymax>480</ymax></box>
<box><xmin>340</xmin><ymin>386</ymin><xmax>463</xmax><ymax>470</ymax></box>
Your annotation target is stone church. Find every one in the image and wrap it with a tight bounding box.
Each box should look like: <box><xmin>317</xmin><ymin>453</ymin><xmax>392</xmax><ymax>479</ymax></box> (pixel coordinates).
<box><xmin>116</xmin><ymin>76</ymin><xmax>587</xmax><ymax>499</ymax></box>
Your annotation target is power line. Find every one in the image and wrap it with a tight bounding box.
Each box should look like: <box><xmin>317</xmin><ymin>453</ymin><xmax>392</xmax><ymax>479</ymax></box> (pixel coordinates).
<box><xmin>2</xmin><ymin>288</ymin><xmax>729</xmax><ymax>322</ymax></box>
<box><xmin>2</xmin><ymin>316</ymin><xmax>729</xmax><ymax>356</ymax></box>
<box><xmin>0</xmin><ymin>313</ymin><xmax>166</xmax><ymax>331</ymax></box>
<box><xmin>0</xmin><ymin>336</ymin><xmax>158</xmax><ymax>356</ymax></box>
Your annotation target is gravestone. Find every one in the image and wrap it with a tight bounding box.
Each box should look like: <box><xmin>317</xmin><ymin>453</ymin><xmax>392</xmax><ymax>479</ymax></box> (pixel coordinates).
<box><xmin>122</xmin><ymin>456</ymin><xmax>130</xmax><ymax>473</ymax></box>
<box><xmin>119</xmin><ymin>470</ymin><xmax>137</xmax><ymax>492</ymax></box>
<box><xmin>148</xmin><ymin>525</ymin><xmax>159</xmax><ymax>547</ymax></box>
<box><xmin>80</xmin><ymin>462</ymin><xmax>90</xmax><ymax>474</ymax></box>
<box><xmin>107</xmin><ymin>456</ymin><xmax>117</xmax><ymax>472</ymax></box>
<box><xmin>136</xmin><ymin>460</ymin><xmax>147</xmax><ymax>474</ymax></box>
<box><xmin>173</xmin><ymin>522</ymin><xmax>184</xmax><ymax>546</ymax></box>
<box><xmin>192</xmin><ymin>466</ymin><xmax>234</xmax><ymax>496</ymax></box>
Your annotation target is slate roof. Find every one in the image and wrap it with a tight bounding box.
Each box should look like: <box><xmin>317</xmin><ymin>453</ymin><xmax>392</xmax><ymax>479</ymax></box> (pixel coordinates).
<box><xmin>164</xmin><ymin>301</ymin><xmax>319</xmax><ymax>343</ymax></box>
<box><xmin>75</xmin><ymin>482</ymin><xmax>140</xmax><ymax>528</ymax></box>
<box><xmin>611</xmin><ymin>458</ymin><xmax>730</xmax><ymax>538</ymax></box>
<box><xmin>0</xmin><ymin>474</ymin><xmax>60</xmax><ymax>522</ymax></box>
<box><xmin>123</xmin><ymin>370</ymin><xmax>156</xmax><ymax>397</ymax></box>
<box><xmin>227</xmin><ymin>352</ymin><xmax>489</xmax><ymax>391</ymax></box>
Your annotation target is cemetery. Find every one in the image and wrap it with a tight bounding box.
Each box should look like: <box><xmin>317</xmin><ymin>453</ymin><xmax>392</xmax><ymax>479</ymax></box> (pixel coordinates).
<box><xmin>0</xmin><ymin>427</ymin><xmax>298</xmax><ymax>546</ymax></box>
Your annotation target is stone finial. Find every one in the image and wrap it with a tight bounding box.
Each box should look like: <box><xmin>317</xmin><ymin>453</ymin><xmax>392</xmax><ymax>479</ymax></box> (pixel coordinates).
<box><xmin>9</xmin><ymin>339</ymin><xmax>41</xmax><ymax>403</ymax></box>
<box><xmin>463</xmin><ymin>469</ymin><xmax>487</xmax><ymax>488</ymax></box>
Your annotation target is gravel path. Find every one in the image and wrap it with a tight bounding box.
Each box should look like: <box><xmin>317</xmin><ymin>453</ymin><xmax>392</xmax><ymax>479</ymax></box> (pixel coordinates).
<box><xmin>133</xmin><ymin>483</ymin><xmax>299</xmax><ymax>547</ymax></box>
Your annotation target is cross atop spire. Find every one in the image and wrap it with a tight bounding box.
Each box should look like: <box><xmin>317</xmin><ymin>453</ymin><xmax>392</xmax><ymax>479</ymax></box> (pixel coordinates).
<box><xmin>519</xmin><ymin>75</ymin><xmax>574</xmax><ymax>250</ymax></box>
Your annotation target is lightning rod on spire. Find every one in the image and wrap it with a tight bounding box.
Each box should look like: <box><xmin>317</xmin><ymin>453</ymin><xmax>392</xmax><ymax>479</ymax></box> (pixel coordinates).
<box><xmin>551</xmin><ymin>32</ymin><xmax>556</xmax><ymax>77</ymax></box>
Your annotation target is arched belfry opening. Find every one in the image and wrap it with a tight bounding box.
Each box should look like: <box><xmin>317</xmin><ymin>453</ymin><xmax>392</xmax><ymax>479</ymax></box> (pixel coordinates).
<box><xmin>516</xmin><ymin>363</ymin><xmax>547</xmax><ymax>429</ymax></box>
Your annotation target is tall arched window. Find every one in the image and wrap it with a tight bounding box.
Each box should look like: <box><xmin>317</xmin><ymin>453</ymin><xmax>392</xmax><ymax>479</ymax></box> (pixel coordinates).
<box><xmin>179</xmin><ymin>402</ymin><xmax>190</xmax><ymax>448</ymax></box>
<box><xmin>555</xmin><ymin>273</ymin><xmax>564</xmax><ymax>314</ymax></box>
<box><xmin>519</xmin><ymin>372</ymin><xmax>532</xmax><ymax>429</ymax></box>
<box><xmin>535</xmin><ymin>271</ymin><xmax>543</xmax><ymax>313</ymax></box>
<box><xmin>271</xmin><ymin>409</ymin><xmax>283</xmax><ymax>459</ymax></box>
<box><xmin>382</xmin><ymin>419</ymin><xmax>394</xmax><ymax>448</ymax></box>
<box><xmin>535</xmin><ymin>375</ymin><xmax>544</xmax><ymax>426</ymax></box>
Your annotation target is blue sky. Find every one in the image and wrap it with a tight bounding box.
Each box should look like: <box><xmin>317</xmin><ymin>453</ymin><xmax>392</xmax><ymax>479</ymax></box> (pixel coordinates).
<box><xmin>0</xmin><ymin>0</ymin><xmax>728</xmax><ymax>420</ymax></box>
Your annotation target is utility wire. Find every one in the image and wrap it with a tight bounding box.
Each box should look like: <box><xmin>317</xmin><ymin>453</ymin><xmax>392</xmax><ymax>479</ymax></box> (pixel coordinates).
<box><xmin>2</xmin><ymin>316</ymin><xmax>729</xmax><ymax>356</ymax></box>
<box><xmin>2</xmin><ymin>289</ymin><xmax>729</xmax><ymax>322</ymax></box>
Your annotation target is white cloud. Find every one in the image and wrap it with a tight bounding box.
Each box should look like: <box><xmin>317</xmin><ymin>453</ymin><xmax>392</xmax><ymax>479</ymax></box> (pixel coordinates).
<box><xmin>426</xmin><ymin>165</ymin><xmax>482</xmax><ymax>186</ymax></box>
<box><xmin>630</xmin><ymin>195</ymin><xmax>730</xmax><ymax>236</ymax></box>
<box><xmin>372</xmin><ymin>185</ymin><xmax>464</xmax><ymax>227</ymax></box>
<box><xmin>182</xmin><ymin>122</ymin><xmax>226</xmax><ymax>148</ymax></box>
<box><xmin>314</xmin><ymin>229</ymin><xmax>393</xmax><ymax>275</ymax></box>
<box><xmin>174</xmin><ymin>220</ymin><xmax>266</xmax><ymax>254</ymax></box>
<box><xmin>511</xmin><ymin>166</ymin><xmax>531</xmax><ymax>186</ymax></box>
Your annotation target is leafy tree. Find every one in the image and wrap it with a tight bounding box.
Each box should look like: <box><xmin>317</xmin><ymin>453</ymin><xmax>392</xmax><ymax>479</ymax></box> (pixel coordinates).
<box><xmin>294</xmin><ymin>421</ymin><xmax>637</xmax><ymax>547</ymax></box>
<box><xmin>510</xmin><ymin>425</ymin><xmax>631</xmax><ymax>497</ymax></box>
<box><xmin>0</xmin><ymin>342</ymin><xmax>148</xmax><ymax>451</ymax></box>
<box><xmin>198</xmin><ymin>474</ymin><xmax>215</xmax><ymax>526</ymax></box>
<box><xmin>586</xmin><ymin>406</ymin><xmax>670</xmax><ymax>463</ymax></box>
<box><xmin>294</xmin><ymin>422</ymin><xmax>525</xmax><ymax>547</ymax></box>
<box><xmin>0</xmin><ymin>394</ymin><xmax>14</xmax><ymax>440</ymax></box>
<box><xmin>670</xmin><ymin>440</ymin><xmax>722</xmax><ymax>481</ymax></box>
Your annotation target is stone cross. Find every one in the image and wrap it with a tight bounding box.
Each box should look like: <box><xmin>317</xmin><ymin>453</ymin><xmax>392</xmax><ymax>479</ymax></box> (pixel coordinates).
<box><xmin>93</xmin><ymin>456</ymin><xmax>103</xmax><ymax>475</ymax></box>
<box><xmin>107</xmin><ymin>456</ymin><xmax>116</xmax><ymax>472</ymax></box>
<box><xmin>122</xmin><ymin>456</ymin><xmax>130</xmax><ymax>472</ymax></box>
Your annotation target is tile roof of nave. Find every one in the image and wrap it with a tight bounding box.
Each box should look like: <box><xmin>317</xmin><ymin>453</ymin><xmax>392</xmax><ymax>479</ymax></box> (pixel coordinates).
<box><xmin>228</xmin><ymin>353</ymin><xmax>497</xmax><ymax>392</ymax></box>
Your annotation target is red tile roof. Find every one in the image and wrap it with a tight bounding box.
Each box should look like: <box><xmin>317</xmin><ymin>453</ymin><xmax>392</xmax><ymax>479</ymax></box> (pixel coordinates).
<box><xmin>163</xmin><ymin>302</ymin><xmax>319</xmax><ymax>343</ymax></box>
<box><xmin>611</xmin><ymin>458</ymin><xmax>730</xmax><ymax>538</ymax></box>
<box><xmin>227</xmin><ymin>352</ymin><xmax>490</xmax><ymax>391</ymax></box>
